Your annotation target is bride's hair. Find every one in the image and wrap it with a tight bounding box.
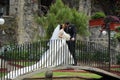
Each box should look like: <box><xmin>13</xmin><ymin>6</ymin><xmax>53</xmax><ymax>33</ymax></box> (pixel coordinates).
<box><xmin>60</xmin><ymin>24</ymin><xmax>65</xmax><ymax>30</ymax></box>
<box><xmin>65</xmin><ymin>21</ymin><xmax>70</xmax><ymax>25</ymax></box>
<box><xmin>60</xmin><ymin>24</ymin><xmax>62</xmax><ymax>29</ymax></box>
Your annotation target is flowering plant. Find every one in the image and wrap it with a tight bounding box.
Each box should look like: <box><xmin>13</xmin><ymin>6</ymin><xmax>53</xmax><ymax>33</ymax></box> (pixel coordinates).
<box><xmin>115</xmin><ymin>26</ymin><xmax>120</xmax><ymax>32</ymax></box>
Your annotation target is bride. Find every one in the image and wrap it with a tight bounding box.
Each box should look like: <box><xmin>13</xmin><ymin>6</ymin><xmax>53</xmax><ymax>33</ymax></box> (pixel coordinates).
<box><xmin>5</xmin><ymin>24</ymin><xmax>74</xmax><ymax>79</ymax></box>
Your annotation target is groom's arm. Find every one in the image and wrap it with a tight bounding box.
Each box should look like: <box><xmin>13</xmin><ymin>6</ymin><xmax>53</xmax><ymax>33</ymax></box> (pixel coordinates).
<box><xmin>71</xmin><ymin>24</ymin><xmax>76</xmax><ymax>40</ymax></box>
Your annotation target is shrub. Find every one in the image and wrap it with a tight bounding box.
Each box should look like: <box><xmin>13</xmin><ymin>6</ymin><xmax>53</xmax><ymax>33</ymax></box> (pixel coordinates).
<box><xmin>116</xmin><ymin>54</ymin><xmax>120</xmax><ymax>64</ymax></box>
<box><xmin>114</xmin><ymin>32</ymin><xmax>120</xmax><ymax>42</ymax></box>
<box><xmin>114</xmin><ymin>27</ymin><xmax>120</xmax><ymax>41</ymax></box>
<box><xmin>91</xmin><ymin>12</ymin><xmax>106</xmax><ymax>19</ymax></box>
<box><xmin>2</xmin><ymin>41</ymin><xmax>48</xmax><ymax>60</ymax></box>
<box><xmin>92</xmin><ymin>51</ymin><xmax>109</xmax><ymax>62</ymax></box>
<box><xmin>115</xmin><ymin>26</ymin><xmax>120</xmax><ymax>32</ymax></box>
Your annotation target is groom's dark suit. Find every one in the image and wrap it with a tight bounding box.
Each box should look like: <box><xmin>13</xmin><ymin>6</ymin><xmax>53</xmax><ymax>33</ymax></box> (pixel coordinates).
<box><xmin>64</xmin><ymin>24</ymin><xmax>77</xmax><ymax>65</ymax></box>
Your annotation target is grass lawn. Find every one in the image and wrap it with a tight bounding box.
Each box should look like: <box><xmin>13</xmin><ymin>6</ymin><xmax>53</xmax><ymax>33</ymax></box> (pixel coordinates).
<box><xmin>13</xmin><ymin>61</ymin><xmax>36</xmax><ymax>66</ymax></box>
<box><xmin>0</xmin><ymin>73</ymin><xmax>6</xmax><ymax>77</ymax></box>
<box><xmin>111</xmin><ymin>68</ymin><xmax>120</xmax><ymax>71</ymax></box>
<box><xmin>31</xmin><ymin>71</ymin><xmax>102</xmax><ymax>79</ymax></box>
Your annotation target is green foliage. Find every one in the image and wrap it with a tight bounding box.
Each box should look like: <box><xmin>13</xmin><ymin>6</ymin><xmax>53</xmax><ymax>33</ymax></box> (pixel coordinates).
<box><xmin>114</xmin><ymin>32</ymin><xmax>120</xmax><ymax>39</ymax></box>
<box><xmin>49</xmin><ymin>0</ymin><xmax>65</xmax><ymax>15</ymax></box>
<box><xmin>76</xmin><ymin>42</ymin><xmax>109</xmax><ymax>62</ymax></box>
<box><xmin>114</xmin><ymin>27</ymin><xmax>120</xmax><ymax>40</ymax></box>
<box><xmin>116</xmin><ymin>26</ymin><xmax>120</xmax><ymax>32</ymax></box>
<box><xmin>116</xmin><ymin>54</ymin><xmax>120</xmax><ymax>64</ymax></box>
<box><xmin>3</xmin><ymin>41</ymin><xmax>48</xmax><ymax>60</ymax></box>
<box><xmin>92</xmin><ymin>51</ymin><xmax>109</xmax><ymax>62</ymax></box>
<box><xmin>91</xmin><ymin>12</ymin><xmax>106</xmax><ymax>19</ymax></box>
<box><xmin>35</xmin><ymin>0</ymin><xmax>89</xmax><ymax>39</ymax></box>
<box><xmin>71</xmin><ymin>9</ymin><xmax>88</xmax><ymax>35</ymax></box>
<box><xmin>114</xmin><ymin>32</ymin><xmax>120</xmax><ymax>42</ymax></box>
<box><xmin>77</xmin><ymin>51</ymin><xmax>109</xmax><ymax>62</ymax></box>
<box><xmin>47</xmin><ymin>24</ymin><xmax>55</xmax><ymax>39</ymax></box>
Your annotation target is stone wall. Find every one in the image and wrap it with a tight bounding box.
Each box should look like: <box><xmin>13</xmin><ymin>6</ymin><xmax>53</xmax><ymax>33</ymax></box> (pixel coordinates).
<box><xmin>78</xmin><ymin>0</ymin><xmax>91</xmax><ymax>16</ymax></box>
<box><xmin>9</xmin><ymin>0</ymin><xmax>45</xmax><ymax>44</ymax></box>
<box><xmin>8</xmin><ymin>0</ymin><xmax>92</xmax><ymax>44</ymax></box>
<box><xmin>0</xmin><ymin>16</ymin><xmax>17</xmax><ymax>46</ymax></box>
<box><xmin>9</xmin><ymin>0</ymin><xmax>19</xmax><ymax>15</ymax></box>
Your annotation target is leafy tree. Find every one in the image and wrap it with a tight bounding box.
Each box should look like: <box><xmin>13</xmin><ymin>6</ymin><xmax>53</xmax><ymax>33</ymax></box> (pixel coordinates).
<box><xmin>36</xmin><ymin>0</ymin><xmax>89</xmax><ymax>39</ymax></box>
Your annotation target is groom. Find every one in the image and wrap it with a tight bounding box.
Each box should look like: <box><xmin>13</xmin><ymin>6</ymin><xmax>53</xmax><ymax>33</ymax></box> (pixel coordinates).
<box><xmin>64</xmin><ymin>22</ymin><xmax>77</xmax><ymax>65</ymax></box>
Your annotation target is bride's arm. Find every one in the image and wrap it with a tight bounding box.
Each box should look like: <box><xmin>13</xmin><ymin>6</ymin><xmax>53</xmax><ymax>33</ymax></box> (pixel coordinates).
<box><xmin>58</xmin><ymin>29</ymin><xmax>64</xmax><ymax>38</ymax></box>
<box><xmin>64</xmin><ymin>32</ymin><xmax>70</xmax><ymax>40</ymax></box>
<box><xmin>58</xmin><ymin>29</ymin><xmax>70</xmax><ymax>40</ymax></box>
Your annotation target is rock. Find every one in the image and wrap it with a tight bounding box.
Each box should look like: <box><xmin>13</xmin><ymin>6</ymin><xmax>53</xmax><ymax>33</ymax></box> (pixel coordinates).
<box><xmin>45</xmin><ymin>70</ymin><xmax>53</xmax><ymax>80</ymax></box>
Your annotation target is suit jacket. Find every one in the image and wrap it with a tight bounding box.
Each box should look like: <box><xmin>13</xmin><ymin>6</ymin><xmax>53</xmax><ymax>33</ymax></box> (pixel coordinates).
<box><xmin>64</xmin><ymin>24</ymin><xmax>76</xmax><ymax>40</ymax></box>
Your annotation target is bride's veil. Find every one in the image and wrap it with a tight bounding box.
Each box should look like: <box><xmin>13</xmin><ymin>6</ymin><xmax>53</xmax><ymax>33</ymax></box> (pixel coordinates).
<box><xmin>47</xmin><ymin>24</ymin><xmax>60</xmax><ymax>46</ymax></box>
<box><xmin>50</xmin><ymin>24</ymin><xmax>60</xmax><ymax>40</ymax></box>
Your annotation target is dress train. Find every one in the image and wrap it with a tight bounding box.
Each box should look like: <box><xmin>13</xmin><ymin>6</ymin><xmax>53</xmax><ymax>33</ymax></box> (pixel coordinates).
<box><xmin>5</xmin><ymin>39</ymin><xmax>74</xmax><ymax>79</ymax></box>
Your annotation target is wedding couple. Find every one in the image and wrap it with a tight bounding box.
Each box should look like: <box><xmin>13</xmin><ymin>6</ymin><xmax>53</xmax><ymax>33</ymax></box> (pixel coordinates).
<box><xmin>5</xmin><ymin>22</ymin><xmax>77</xmax><ymax>79</ymax></box>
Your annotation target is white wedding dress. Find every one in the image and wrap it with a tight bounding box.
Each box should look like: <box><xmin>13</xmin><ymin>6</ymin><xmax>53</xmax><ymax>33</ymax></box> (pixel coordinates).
<box><xmin>5</xmin><ymin>25</ymin><xmax>74</xmax><ymax>79</ymax></box>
